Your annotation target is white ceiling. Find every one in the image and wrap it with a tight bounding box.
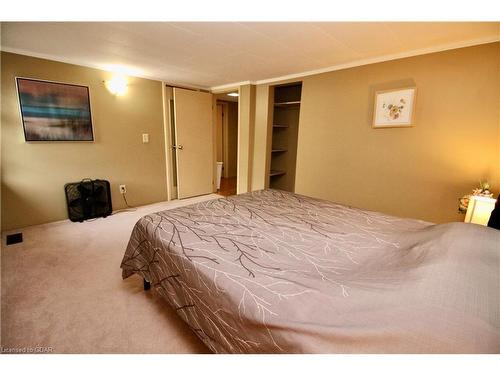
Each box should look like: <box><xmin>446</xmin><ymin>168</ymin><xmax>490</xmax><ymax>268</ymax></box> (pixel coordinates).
<box><xmin>1</xmin><ymin>22</ymin><xmax>499</xmax><ymax>89</ymax></box>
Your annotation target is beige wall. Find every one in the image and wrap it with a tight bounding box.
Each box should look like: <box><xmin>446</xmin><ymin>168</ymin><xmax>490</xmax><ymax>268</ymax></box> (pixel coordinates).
<box><xmin>3</xmin><ymin>43</ymin><xmax>498</xmax><ymax>229</ymax></box>
<box><xmin>225</xmin><ymin>101</ymin><xmax>238</xmax><ymax>178</ymax></box>
<box><xmin>251</xmin><ymin>84</ymin><xmax>273</xmax><ymax>190</ymax></box>
<box><xmin>293</xmin><ymin>42</ymin><xmax>500</xmax><ymax>223</ymax></box>
<box><xmin>0</xmin><ymin>33</ymin><xmax>3</xmax><ymax>342</ymax></box>
<box><xmin>216</xmin><ymin>104</ymin><xmax>223</xmax><ymax>162</ymax></box>
<box><xmin>1</xmin><ymin>52</ymin><xmax>168</xmax><ymax>231</ymax></box>
<box><xmin>237</xmin><ymin>84</ymin><xmax>256</xmax><ymax>194</ymax></box>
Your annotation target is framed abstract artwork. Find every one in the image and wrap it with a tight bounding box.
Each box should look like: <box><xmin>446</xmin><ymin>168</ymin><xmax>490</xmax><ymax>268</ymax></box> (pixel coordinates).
<box><xmin>373</xmin><ymin>87</ymin><xmax>417</xmax><ymax>128</ymax></box>
<box><xmin>16</xmin><ymin>77</ymin><xmax>94</xmax><ymax>141</ymax></box>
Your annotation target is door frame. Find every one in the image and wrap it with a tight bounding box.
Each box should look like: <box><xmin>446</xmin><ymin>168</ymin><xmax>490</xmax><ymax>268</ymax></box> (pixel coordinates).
<box><xmin>163</xmin><ymin>84</ymin><xmax>241</xmax><ymax>200</ymax></box>
<box><xmin>163</xmin><ymin>84</ymin><xmax>214</xmax><ymax>200</ymax></box>
<box><xmin>216</xmin><ymin>101</ymin><xmax>231</xmax><ymax>179</ymax></box>
<box><xmin>221</xmin><ymin>102</ymin><xmax>230</xmax><ymax>178</ymax></box>
<box><xmin>162</xmin><ymin>84</ymin><xmax>176</xmax><ymax>201</ymax></box>
<box><xmin>173</xmin><ymin>87</ymin><xmax>214</xmax><ymax>199</ymax></box>
<box><xmin>212</xmin><ymin>87</ymin><xmax>241</xmax><ymax>192</ymax></box>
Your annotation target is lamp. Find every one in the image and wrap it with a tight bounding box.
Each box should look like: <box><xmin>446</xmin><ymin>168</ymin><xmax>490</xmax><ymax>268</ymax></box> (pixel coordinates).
<box><xmin>464</xmin><ymin>195</ymin><xmax>496</xmax><ymax>226</ymax></box>
<box><xmin>105</xmin><ymin>74</ymin><xmax>128</xmax><ymax>96</ymax></box>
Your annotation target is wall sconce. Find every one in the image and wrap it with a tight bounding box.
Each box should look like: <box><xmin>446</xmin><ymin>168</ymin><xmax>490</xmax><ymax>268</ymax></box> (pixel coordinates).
<box><xmin>105</xmin><ymin>74</ymin><xmax>128</xmax><ymax>96</ymax></box>
<box><xmin>464</xmin><ymin>195</ymin><xmax>496</xmax><ymax>226</ymax></box>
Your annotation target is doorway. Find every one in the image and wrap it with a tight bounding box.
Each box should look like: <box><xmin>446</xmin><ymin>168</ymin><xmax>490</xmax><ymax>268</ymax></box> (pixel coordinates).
<box><xmin>214</xmin><ymin>91</ymin><xmax>239</xmax><ymax>197</ymax></box>
<box><xmin>164</xmin><ymin>85</ymin><xmax>214</xmax><ymax>200</ymax></box>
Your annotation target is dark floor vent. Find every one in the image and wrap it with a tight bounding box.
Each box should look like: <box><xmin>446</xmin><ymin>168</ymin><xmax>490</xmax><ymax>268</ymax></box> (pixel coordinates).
<box><xmin>6</xmin><ymin>233</ymin><xmax>23</xmax><ymax>245</ymax></box>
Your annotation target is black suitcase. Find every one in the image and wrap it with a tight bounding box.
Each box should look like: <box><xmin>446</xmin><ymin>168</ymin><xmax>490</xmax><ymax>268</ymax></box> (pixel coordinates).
<box><xmin>64</xmin><ymin>179</ymin><xmax>112</xmax><ymax>222</ymax></box>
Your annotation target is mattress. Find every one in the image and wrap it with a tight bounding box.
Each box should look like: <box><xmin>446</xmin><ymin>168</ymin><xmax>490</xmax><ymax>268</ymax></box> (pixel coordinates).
<box><xmin>120</xmin><ymin>189</ymin><xmax>500</xmax><ymax>353</ymax></box>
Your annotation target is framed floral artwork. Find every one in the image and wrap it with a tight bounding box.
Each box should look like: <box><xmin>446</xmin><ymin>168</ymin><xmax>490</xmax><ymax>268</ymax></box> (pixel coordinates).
<box><xmin>372</xmin><ymin>87</ymin><xmax>417</xmax><ymax>128</ymax></box>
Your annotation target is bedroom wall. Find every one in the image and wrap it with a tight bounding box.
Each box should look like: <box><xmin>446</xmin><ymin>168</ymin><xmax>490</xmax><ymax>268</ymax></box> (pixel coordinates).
<box><xmin>293</xmin><ymin>42</ymin><xmax>500</xmax><ymax>223</ymax></box>
<box><xmin>1</xmin><ymin>52</ymin><xmax>168</xmax><ymax>231</ymax></box>
<box><xmin>251</xmin><ymin>84</ymin><xmax>273</xmax><ymax>191</ymax></box>
<box><xmin>237</xmin><ymin>84</ymin><xmax>256</xmax><ymax>194</ymax></box>
<box><xmin>225</xmin><ymin>101</ymin><xmax>238</xmax><ymax>178</ymax></box>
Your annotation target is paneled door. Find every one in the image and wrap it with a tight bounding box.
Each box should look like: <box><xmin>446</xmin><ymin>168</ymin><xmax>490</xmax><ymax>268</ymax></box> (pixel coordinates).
<box><xmin>173</xmin><ymin>88</ymin><xmax>214</xmax><ymax>199</ymax></box>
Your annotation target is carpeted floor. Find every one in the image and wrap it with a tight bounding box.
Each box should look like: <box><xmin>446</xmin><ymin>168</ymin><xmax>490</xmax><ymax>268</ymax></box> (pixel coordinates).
<box><xmin>1</xmin><ymin>195</ymin><xmax>222</xmax><ymax>354</ymax></box>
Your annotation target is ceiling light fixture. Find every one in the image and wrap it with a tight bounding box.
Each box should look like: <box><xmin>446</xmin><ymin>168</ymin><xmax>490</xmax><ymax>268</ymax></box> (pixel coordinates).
<box><xmin>227</xmin><ymin>92</ymin><xmax>239</xmax><ymax>97</ymax></box>
<box><xmin>105</xmin><ymin>74</ymin><xmax>128</xmax><ymax>96</ymax></box>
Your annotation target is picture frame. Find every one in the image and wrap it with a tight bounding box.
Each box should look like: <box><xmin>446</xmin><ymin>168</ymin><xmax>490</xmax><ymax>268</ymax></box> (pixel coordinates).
<box><xmin>372</xmin><ymin>87</ymin><xmax>417</xmax><ymax>128</ymax></box>
<box><xmin>16</xmin><ymin>77</ymin><xmax>94</xmax><ymax>142</ymax></box>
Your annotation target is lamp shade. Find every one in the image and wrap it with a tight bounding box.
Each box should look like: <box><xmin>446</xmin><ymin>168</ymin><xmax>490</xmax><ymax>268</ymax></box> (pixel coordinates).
<box><xmin>464</xmin><ymin>196</ymin><xmax>496</xmax><ymax>226</ymax></box>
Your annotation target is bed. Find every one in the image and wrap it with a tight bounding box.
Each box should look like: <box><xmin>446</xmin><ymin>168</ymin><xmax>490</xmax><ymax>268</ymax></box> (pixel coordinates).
<box><xmin>120</xmin><ymin>189</ymin><xmax>500</xmax><ymax>353</ymax></box>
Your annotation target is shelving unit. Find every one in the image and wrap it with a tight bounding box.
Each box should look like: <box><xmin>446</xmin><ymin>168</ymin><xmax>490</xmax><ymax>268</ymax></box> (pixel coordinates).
<box><xmin>269</xmin><ymin>170</ymin><xmax>286</xmax><ymax>177</ymax></box>
<box><xmin>268</xmin><ymin>83</ymin><xmax>302</xmax><ymax>192</ymax></box>
<box><xmin>274</xmin><ymin>101</ymin><xmax>301</xmax><ymax>107</ymax></box>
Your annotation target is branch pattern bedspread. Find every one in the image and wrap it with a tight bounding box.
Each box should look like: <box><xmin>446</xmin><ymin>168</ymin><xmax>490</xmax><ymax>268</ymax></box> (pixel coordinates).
<box><xmin>121</xmin><ymin>189</ymin><xmax>500</xmax><ymax>353</ymax></box>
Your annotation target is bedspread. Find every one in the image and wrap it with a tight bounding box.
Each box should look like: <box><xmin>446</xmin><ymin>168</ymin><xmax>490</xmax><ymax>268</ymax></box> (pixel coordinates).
<box><xmin>121</xmin><ymin>189</ymin><xmax>500</xmax><ymax>353</ymax></box>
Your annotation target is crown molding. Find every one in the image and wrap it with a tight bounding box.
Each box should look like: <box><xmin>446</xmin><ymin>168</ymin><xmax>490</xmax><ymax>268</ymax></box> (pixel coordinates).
<box><xmin>210</xmin><ymin>81</ymin><xmax>252</xmax><ymax>93</ymax></box>
<box><xmin>0</xmin><ymin>46</ymin><xmax>211</xmax><ymax>90</ymax></box>
<box><xmin>209</xmin><ymin>35</ymin><xmax>500</xmax><ymax>90</ymax></box>
<box><xmin>3</xmin><ymin>34</ymin><xmax>498</xmax><ymax>93</ymax></box>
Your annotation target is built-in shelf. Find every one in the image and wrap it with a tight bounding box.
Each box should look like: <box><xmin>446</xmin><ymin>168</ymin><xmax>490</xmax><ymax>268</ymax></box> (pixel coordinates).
<box><xmin>274</xmin><ymin>101</ymin><xmax>301</xmax><ymax>107</ymax></box>
<box><xmin>269</xmin><ymin>170</ymin><xmax>286</xmax><ymax>177</ymax></box>
<box><xmin>269</xmin><ymin>83</ymin><xmax>302</xmax><ymax>192</ymax></box>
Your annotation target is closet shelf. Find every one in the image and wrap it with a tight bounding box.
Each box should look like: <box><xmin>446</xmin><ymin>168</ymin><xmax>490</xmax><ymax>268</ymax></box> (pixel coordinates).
<box><xmin>269</xmin><ymin>170</ymin><xmax>286</xmax><ymax>177</ymax></box>
<box><xmin>274</xmin><ymin>101</ymin><xmax>301</xmax><ymax>107</ymax></box>
<box><xmin>269</xmin><ymin>83</ymin><xmax>302</xmax><ymax>191</ymax></box>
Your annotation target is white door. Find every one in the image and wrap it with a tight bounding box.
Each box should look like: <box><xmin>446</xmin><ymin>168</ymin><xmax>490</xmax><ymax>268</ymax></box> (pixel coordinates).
<box><xmin>173</xmin><ymin>88</ymin><xmax>214</xmax><ymax>199</ymax></box>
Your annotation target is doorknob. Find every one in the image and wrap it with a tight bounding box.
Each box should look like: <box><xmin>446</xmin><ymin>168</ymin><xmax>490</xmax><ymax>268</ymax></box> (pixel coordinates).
<box><xmin>177</xmin><ymin>145</ymin><xmax>184</xmax><ymax>150</ymax></box>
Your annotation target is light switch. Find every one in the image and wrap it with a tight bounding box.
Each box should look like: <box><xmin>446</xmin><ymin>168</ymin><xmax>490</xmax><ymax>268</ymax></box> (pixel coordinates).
<box><xmin>142</xmin><ymin>133</ymin><xmax>149</xmax><ymax>143</ymax></box>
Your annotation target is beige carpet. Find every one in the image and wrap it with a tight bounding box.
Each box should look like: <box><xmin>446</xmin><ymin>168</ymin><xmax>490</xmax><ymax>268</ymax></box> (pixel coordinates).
<box><xmin>1</xmin><ymin>195</ymin><xmax>222</xmax><ymax>353</ymax></box>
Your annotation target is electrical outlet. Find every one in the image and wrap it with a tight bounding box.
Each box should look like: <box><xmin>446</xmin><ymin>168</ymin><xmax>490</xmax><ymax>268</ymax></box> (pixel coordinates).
<box><xmin>142</xmin><ymin>133</ymin><xmax>149</xmax><ymax>143</ymax></box>
<box><xmin>119</xmin><ymin>185</ymin><xmax>127</xmax><ymax>194</ymax></box>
